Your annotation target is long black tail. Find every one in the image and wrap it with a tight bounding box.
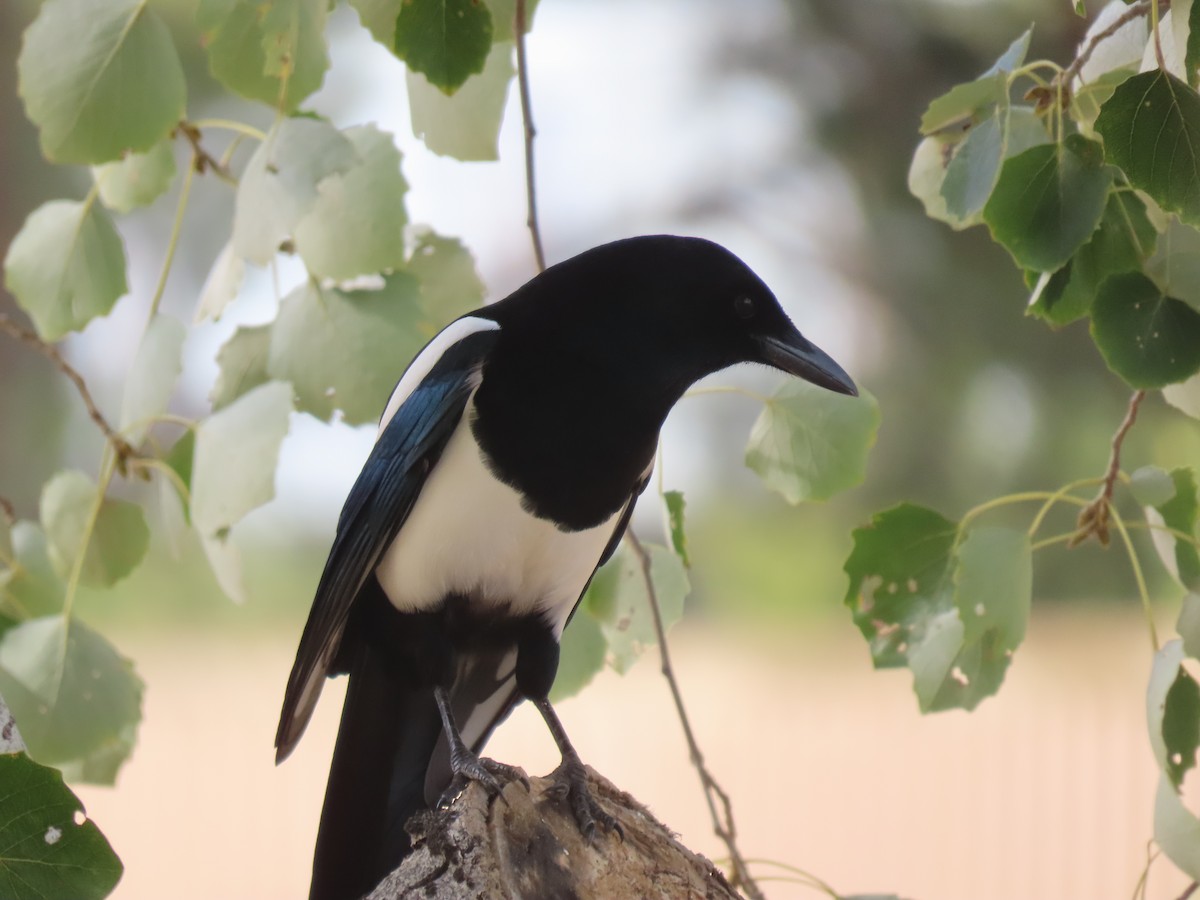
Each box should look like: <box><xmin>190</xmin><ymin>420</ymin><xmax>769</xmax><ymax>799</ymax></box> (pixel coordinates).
<box><xmin>309</xmin><ymin>616</ymin><xmax>442</xmax><ymax>900</ymax></box>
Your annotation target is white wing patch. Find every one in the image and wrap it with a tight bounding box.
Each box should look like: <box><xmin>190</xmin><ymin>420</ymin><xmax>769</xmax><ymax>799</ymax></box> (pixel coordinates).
<box><xmin>375</xmin><ymin>411</ymin><xmax>621</xmax><ymax>619</ymax></box>
<box><xmin>377</xmin><ymin>315</ymin><xmax>500</xmax><ymax>436</ymax></box>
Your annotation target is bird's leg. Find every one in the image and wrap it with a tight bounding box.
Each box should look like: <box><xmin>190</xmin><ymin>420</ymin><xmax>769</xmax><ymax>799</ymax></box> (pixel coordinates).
<box><xmin>433</xmin><ymin>685</ymin><xmax>526</xmax><ymax>806</ymax></box>
<box><xmin>532</xmin><ymin>696</ymin><xmax>623</xmax><ymax>840</ymax></box>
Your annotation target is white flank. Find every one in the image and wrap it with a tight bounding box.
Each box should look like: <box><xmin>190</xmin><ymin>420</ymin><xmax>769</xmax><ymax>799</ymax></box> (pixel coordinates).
<box><xmin>375</xmin><ymin>410</ymin><xmax>621</xmax><ymax>623</ymax></box>
<box><xmin>377</xmin><ymin>316</ymin><xmax>500</xmax><ymax>436</ymax></box>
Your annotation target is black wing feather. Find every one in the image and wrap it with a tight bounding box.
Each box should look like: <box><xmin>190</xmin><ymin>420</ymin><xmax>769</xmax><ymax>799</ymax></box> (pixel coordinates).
<box><xmin>275</xmin><ymin>328</ymin><xmax>499</xmax><ymax>761</ymax></box>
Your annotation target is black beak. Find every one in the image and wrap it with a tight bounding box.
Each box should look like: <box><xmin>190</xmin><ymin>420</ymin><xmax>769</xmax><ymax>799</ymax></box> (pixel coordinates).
<box><xmin>758</xmin><ymin>330</ymin><xmax>858</xmax><ymax>397</ymax></box>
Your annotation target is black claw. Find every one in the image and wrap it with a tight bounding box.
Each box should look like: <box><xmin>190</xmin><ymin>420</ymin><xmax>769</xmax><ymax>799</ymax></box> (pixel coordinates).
<box><xmin>438</xmin><ymin>751</ymin><xmax>526</xmax><ymax>808</ymax></box>
<box><xmin>547</xmin><ymin>757</ymin><xmax>619</xmax><ymax>842</ymax></box>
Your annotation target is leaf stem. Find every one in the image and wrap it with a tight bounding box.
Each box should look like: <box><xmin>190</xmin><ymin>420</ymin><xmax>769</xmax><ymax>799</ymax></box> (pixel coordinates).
<box><xmin>1151</xmin><ymin>0</ymin><xmax>1167</xmax><ymax>72</ymax></box>
<box><xmin>514</xmin><ymin>0</ymin><xmax>546</xmax><ymax>272</ymax></box>
<box><xmin>1108</xmin><ymin>502</ymin><xmax>1160</xmax><ymax>650</ymax></box>
<box><xmin>187</xmin><ymin>118</ymin><xmax>267</xmax><ymax>142</ymax></box>
<box><xmin>146</xmin><ymin>146</ymin><xmax>197</xmax><ymax>323</ymax></box>
<box><xmin>0</xmin><ymin>314</ymin><xmax>137</xmax><ymax>469</ymax></box>
<box><xmin>61</xmin><ymin>452</ymin><xmax>117</xmax><ymax>624</ymax></box>
<box><xmin>1027</xmin><ymin>477</ymin><xmax>1105</xmax><ymax>537</ymax></box>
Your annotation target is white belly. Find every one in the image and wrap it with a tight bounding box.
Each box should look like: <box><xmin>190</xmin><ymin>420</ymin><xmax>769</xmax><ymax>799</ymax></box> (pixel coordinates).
<box><xmin>374</xmin><ymin>408</ymin><xmax>621</xmax><ymax>636</ymax></box>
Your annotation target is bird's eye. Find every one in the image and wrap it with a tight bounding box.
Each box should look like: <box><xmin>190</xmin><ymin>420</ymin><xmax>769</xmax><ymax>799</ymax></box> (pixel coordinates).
<box><xmin>733</xmin><ymin>295</ymin><xmax>756</xmax><ymax>319</ymax></box>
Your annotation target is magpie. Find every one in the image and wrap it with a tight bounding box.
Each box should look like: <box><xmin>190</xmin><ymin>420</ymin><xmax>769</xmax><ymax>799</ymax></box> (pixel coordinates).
<box><xmin>275</xmin><ymin>234</ymin><xmax>857</xmax><ymax>900</ymax></box>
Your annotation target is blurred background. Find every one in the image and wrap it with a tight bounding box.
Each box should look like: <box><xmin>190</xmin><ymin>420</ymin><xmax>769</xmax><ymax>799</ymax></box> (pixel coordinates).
<box><xmin>3</xmin><ymin>0</ymin><xmax>1199</xmax><ymax>897</ymax></box>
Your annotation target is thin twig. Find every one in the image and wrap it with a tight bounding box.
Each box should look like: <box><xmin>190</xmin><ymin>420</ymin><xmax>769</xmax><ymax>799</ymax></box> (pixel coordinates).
<box><xmin>1071</xmin><ymin>390</ymin><xmax>1145</xmax><ymax>547</ymax></box>
<box><xmin>1059</xmin><ymin>0</ymin><xmax>1164</xmax><ymax>87</ymax></box>
<box><xmin>625</xmin><ymin>531</ymin><xmax>767</xmax><ymax>900</ymax></box>
<box><xmin>176</xmin><ymin>122</ymin><xmax>237</xmax><ymax>186</ymax></box>
<box><xmin>514</xmin><ymin>0</ymin><xmax>547</xmax><ymax>272</ymax></box>
<box><xmin>1177</xmin><ymin>881</ymin><xmax>1199</xmax><ymax>900</ymax></box>
<box><xmin>0</xmin><ymin>313</ymin><xmax>136</xmax><ymax>470</ymax></box>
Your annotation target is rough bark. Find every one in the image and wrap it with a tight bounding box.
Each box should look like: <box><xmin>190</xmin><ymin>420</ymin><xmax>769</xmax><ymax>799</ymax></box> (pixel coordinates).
<box><xmin>366</xmin><ymin>767</ymin><xmax>743</xmax><ymax>900</ymax></box>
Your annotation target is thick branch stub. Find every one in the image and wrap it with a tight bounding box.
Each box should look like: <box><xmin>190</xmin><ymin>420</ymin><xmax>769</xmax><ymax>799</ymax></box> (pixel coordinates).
<box><xmin>367</xmin><ymin>767</ymin><xmax>744</xmax><ymax>900</ymax></box>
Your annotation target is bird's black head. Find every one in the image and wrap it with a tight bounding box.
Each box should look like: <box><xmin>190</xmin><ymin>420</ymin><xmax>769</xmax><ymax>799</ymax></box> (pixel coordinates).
<box><xmin>498</xmin><ymin>235</ymin><xmax>857</xmax><ymax>402</ymax></box>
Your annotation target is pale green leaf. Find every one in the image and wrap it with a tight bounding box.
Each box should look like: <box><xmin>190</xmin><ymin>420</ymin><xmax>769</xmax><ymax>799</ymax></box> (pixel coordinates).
<box><xmin>918</xmin><ymin>29</ymin><xmax>1031</xmax><ymax>135</ymax></box>
<box><xmin>1131</xmin><ymin>465</ymin><xmax>1178</xmax><ymax>508</ymax></box>
<box><xmin>0</xmin><ymin>753</ymin><xmax>122</xmax><ymax>898</ymax></box>
<box><xmin>93</xmin><ymin>139</ymin><xmax>177</xmax><ymax>213</ymax></box>
<box><xmin>194</xmin><ymin>241</ymin><xmax>245</xmax><ymax>323</ymax></box>
<box><xmin>745</xmin><ymin>383</ymin><xmax>879</xmax><ymax>504</ymax></box>
<box><xmin>1147</xmin><ymin>219</ymin><xmax>1200</xmax><ymax>312</ymax></box>
<box><xmin>405</xmin><ymin>227</ymin><xmax>486</xmax><ymax>324</ymax></box>
<box><xmin>0</xmin><ymin>615</ymin><xmax>142</xmax><ymax>785</ymax></box>
<box><xmin>267</xmin><ymin>276</ymin><xmax>426</xmax><ymax>425</ymax></box>
<box><xmin>191</xmin><ymin>381</ymin><xmax>293</xmax><ymax>536</ymax></box>
<box><xmin>120</xmin><ymin>314</ymin><xmax>185</xmax><ymax>445</ymax></box>
<box><xmin>201</xmin><ymin>531</ymin><xmax>246</xmax><ymax>604</ymax></box>
<box><xmin>17</xmin><ymin>0</ymin><xmax>186</xmax><ymax>164</ymax></box>
<box><xmin>1165</xmin><ymin>372</ymin><xmax>1200</xmax><ymax>419</ymax></box>
<box><xmin>583</xmin><ymin>542</ymin><xmax>688</xmax><ymax>675</ymax></box>
<box><xmin>908</xmin><ymin>136</ymin><xmax>954</xmax><ymax>223</ymax></box>
<box><xmin>1179</xmin><ymin>593</ymin><xmax>1200</xmax><ymax>659</ymax></box>
<box><xmin>407</xmin><ymin>40</ymin><xmax>515</xmax><ymax>160</ymax></box>
<box><xmin>1</xmin><ymin>523</ymin><xmax>65</xmax><ymax>620</ymax></box>
<box><xmin>3</xmin><ymin>200</ymin><xmax>127</xmax><ymax>341</ymax></box>
<box><xmin>1148</xmin><ymin>639</ymin><xmax>1200</xmax><ymax>789</ymax></box>
<box><xmin>1157</xmin><ymin>774</ymin><xmax>1200</xmax><ymax>879</ymax></box>
<box><xmin>349</xmin><ymin>0</ymin><xmax>402</xmax><ymax>47</ymax></box>
<box><xmin>211</xmin><ymin>324</ymin><xmax>273</xmax><ymax>412</ymax></box>
<box><xmin>232</xmin><ymin>118</ymin><xmax>358</xmax><ymax>265</ymax></box>
<box><xmin>294</xmin><ymin>125</ymin><xmax>409</xmax><ymax>280</ymax></box>
<box><xmin>39</xmin><ymin>471</ymin><xmax>149</xmax><ymax>589</ymax></box>
<box><xmin>200</xmin><ymin>0</ymin><xmax>329</xmax><ymax>111</ymax></box>
<box><xmin>663</xmin><ymin>490</ymin><xmax>689</xmax><ymax>568</ymax></box>
<box><xmin>549</xmin><ymin>610</ymin><xmax>606</xmax><ymax>702</ymax></box>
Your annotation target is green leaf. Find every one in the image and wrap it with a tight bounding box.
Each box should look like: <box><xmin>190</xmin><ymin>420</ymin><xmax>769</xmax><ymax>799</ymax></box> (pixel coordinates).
<box><xmin>0</xmin><ymin>616</ymin><xmax>142</xmax><ymax>785</ymax></box>
<box><xmin>1165</xmin><ymin>372</ymin><xmax>1200</xmax><ymax>419</ymax></box>
<box><xmin>163</xmin><ymin>431</ymin><xmax>195</xmax><ymax>522</ymax></box>
<box><xmin>918</xmin><ymin>29</ymin><xmax>1031</xmax><ymax>135</ymax></box>
<box><xmin>395</xmin><ymin>0</ymin><xmax>495</xmax><ymax>95</ymax></box>
<box><xmin>17</xmin><ymin>0</ymin><xmax>185</xmax><ymax>165</ymax></box>
<box><xmin>293</xmin><ymin>125</ymin><xmax>409</xmax><ymax>280</ymax></box>
<box><xmin>405</xmin><ymin>227</ymin><xmax>487</xmax><ymax>324</ymax></box>
<box><xmin>1072</xmin><ymin>68</ymin><xmax>1135</xmax><ymax>134</ymax></box>
<box><xmin>1179</xmin><ymin>593</ymin><xmax>1200</xmax><ymax>659</ymax></box>
<box><xmin>1148</xmin><ymin>640</ymin><xmax>1200</xmax><ymax>790</ymax></box>
<box><xmin>267</xmin><ymin>276</ymin><xmax>426</xmax><ymax>425</ymax></box>
<box><xmin>232</xmin><ymin>117</ymin><xmax>358</xmax><ymax>265</ymax></box>
<box><xmin>93</xmin><ymin>139</ymin><xmax>177</xmax><ymax>213</ymax></box>
<box><xmin>745</xmin><ymin>383</ymin><xmax>879</xmax><ymax>504</ymax></box>
<box><xmin>1152</xmin><ymin>468</ymin><xmax>1200</xmax><ymax>590</ymax></box>
<box><xmin>583</xmin><ymin>542</ymin><xmax>688</xmax><ymax>675</ymax></box>
<box><xmin>983</xmin><ymin>135</ymin><xmax>1113</xmax><ymax>272</ymax></box>
<box><xmin>192</xmin><ymin>381</ymin><xmax>292</xmax><ymax>537</ymax></box>
<box><xmin>200</xmin><ymin>0</ymin><xmax>329</xmax><ymax>111</ymax></box>
<box><xmin>940</xmin><ymin>106</ymin><xmax>1050</xmax><ymax>228</ymax></box>
<box><xmin>1</xmin><ymin>524</ymin><xmax>65</xmax><ymax>620</ymax></box>
<box><xmin>3</xmin><ymin>199</ymin><xmax>127</xmax><ymax>341</ymax></box>
<box><xmin>211</xmin><ymin>324</ymin><xmax>273</xmax><ymax>412</ymax></box>
<box><xmin>201</xmin><ymin>531</ymin><xmax>246</xmax><ymax>605</ymax></box>
<box><xmin>1096</xmin><ymin>69</ymin><xmax>1200</xmax><ymax>225</ymax></box>
<box><xmin>407</xmin><ymin>40</ymin><xmax>515</xmax><ymax>160</ymax></box>
<box><xmin>40</xmin><ymin>471</ymin><xmax>149</xmax><ymax>589</ymax></box>
<box><xmin>549</xmin><ymin>610</ymin><xmax>606</xmax><ymax>702</ymax></box>
<box><xmin>1156</xmin><ymin>773</ymin><xmax>1200</xmax><ymax>879</ymax></box>
<box><xmin>845</xmin><ymin>507</ymin><xmax>1029</xmax><ymax>712</ymax></box>
<box><xmin>1028</xmin><ymin>189</ymin><xmax>1157</xmax><ymax>325</ymax></box>
<box><xmin>663</xmin><ymin>491</ymin><xmax>690</xmax><ymax>568</ymax></box>
<box><xmin>1091</xmin><ymin>272</ymin><xmax>1200</xmax><ymax>389</ymax></box>
<box><xmin>1188</xmin><ymin>0</ymin><xmax>1200</xmax><ymax>87</ymax></box>
<box><xmin>120</xmin><ymin>314</ymin><xmax>185</xmax><ymax>446</ymax></box>
<box><xmin>0</xmin><ymin>752</ymin><xmax>122</xmax><ymax>898</ymax></box>
<box><xmin>1147</xmin><ymin>219</ymin><xmax>1200</xmax><ymax>312</ymax></box>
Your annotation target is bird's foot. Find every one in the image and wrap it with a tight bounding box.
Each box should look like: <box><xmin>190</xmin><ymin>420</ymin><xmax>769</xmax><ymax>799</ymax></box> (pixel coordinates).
<box><xmin>438</xmin><ymin>752</ymin><xmax>528</xmax><ymax>808</ymax></box>
<box><xmin>544</xmin><ymin>755</ymin><xmax>623</xmax><ymax>841</ymax></box>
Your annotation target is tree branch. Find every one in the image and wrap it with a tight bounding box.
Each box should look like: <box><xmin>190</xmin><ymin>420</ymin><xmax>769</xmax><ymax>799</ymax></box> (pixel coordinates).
<box><xmin>1059</xmin><ymin>0</ymin><xmax>1165</xmax><ymax>87</ymax></box>
<box><xmin>625</xmin><ymin>531</ymin><xmax>766</xmax><ymax>900</ymax></box>
<box><xmin>0</xmin><ymin>313</ymin><xmax>136</xmax><ymax>471</ymax></box>
<box><xmin>514</xmin><ymin>0</ymin><xmax>547</xmax><ymax>273</ymax></box>
<box><xmin>1071</xmin><ymin>389</ymin><xmax>1145</xmax><ymax>547</ymax></box>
